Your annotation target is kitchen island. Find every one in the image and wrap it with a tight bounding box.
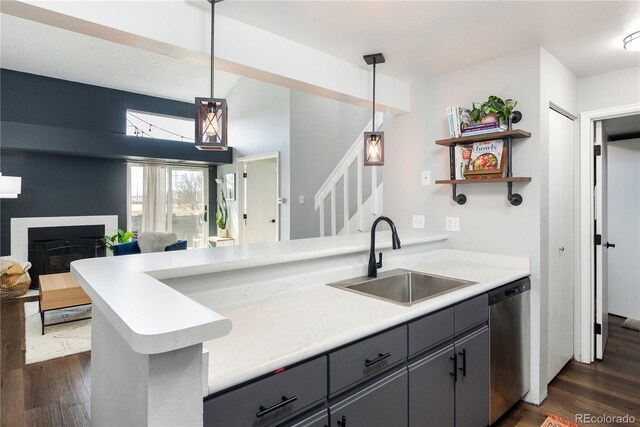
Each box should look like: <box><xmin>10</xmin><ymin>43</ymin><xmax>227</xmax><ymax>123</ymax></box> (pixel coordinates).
<box><xmin>71</xmin><ymin>230</ymin><xmax>529</xmax><ymax>426</ymax></box>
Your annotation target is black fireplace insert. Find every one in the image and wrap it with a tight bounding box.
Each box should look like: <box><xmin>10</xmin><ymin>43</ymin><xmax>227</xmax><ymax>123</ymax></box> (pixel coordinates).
<box><xmin>28</xmin><ymin>225</ymin><xmax>106</xmax><ymax>288</ymax></box>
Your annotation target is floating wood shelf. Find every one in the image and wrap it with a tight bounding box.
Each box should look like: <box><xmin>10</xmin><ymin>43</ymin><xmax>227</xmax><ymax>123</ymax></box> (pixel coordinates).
<box><xmin>435</xmin><ymin>177</ymin><xmax>532</xmax><ymax>185</ymax></box>
<box><xmin>436</xmin><ymin>129</ymin><xmax>531</xmax><ymax>146</ymax></box>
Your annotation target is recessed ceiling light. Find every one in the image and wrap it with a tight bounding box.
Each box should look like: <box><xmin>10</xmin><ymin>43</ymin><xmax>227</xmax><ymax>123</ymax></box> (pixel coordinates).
<box><xmin>623</xmin><ymin>31</ymin><xmax>640</xmax><ymax>51</ymax></box>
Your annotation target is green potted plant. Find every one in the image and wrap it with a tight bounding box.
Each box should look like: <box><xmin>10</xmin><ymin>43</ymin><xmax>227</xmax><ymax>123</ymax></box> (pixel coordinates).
<box><xmin>216</xmin><ymin>190</ymin><xmax>228</xmax><ymax>237</ymax></box>
<box><xmin>469</xmin><ymin>95</ymin><xmax>518</xmax><ymax>125</ymax></box>
<box><xmin>103</xmin><ymin>229</ymin><xmax>133</xmax><ymax>252</ymax></box>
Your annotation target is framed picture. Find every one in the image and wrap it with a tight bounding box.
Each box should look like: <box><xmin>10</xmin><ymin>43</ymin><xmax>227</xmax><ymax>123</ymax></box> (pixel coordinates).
<box><xmin>225</xmin><ymin>173</ymin><xmax>236</xmax><ymax>201</ymax></box>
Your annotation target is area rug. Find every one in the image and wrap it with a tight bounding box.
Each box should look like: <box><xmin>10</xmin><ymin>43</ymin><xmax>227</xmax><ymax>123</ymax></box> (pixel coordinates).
<box><xmin>621</xmin><ymin>318</ymin><xmax>640</xmax><ymax>331</ymax></box>
<box><xmin>24</xmin><ymin>301</ymin><xmax>91</xmax><ymax>364</ymax></box>
<box><xmin>541</xmin><ymin>413</ymin><xmax>578</xmax><ymax>427</ymax></box>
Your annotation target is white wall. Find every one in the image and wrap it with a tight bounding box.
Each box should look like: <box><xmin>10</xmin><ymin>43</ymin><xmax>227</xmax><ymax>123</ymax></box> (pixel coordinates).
<box><xmin>385</xmin><ymin>47</ymin><xmax>551</xmax><ymax>402</ymax></box>
<box><xmin>218</xmin><ymin>77</ymin><xmax>291</xmax><ymax>241</ymax></box>
<box><xmin>607</xmin><ymin>138</ymin><xmax>640</xmax><ymax>319</ymax></box>
<box><xmin>578</xmin><ymin>66</ymin><xmax>640</xmax><ymax>113</ymax></box>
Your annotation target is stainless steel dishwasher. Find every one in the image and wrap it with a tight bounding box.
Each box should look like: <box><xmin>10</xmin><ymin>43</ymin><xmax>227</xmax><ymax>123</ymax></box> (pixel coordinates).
<box><xmin>489</xmin><ymin>277</ymin><xmax>530</xmax><ymax>424</ymax></box>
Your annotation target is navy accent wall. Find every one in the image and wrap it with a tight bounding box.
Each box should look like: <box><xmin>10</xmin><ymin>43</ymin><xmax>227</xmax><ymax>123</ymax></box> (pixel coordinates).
<box><xmin>0</xmin><ymin>70</ymin><xmax>223</xmax><ymax>255</ymax></box>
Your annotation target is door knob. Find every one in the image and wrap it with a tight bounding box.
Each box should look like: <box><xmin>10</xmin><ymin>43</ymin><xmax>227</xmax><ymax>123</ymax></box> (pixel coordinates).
<box><xmin>270</xmin><ymin>219</ymin><xmax>276</xmax><ymax>223</ymax></box>
<box><xmin>559</xmin><ymin>247</ymin><xmax>565</xmax><ymax>252</ymax></box>
<box><xmin>605</xmin><ymin>242</ymin><xmax>616</xmax><ymax>248</ymax></box>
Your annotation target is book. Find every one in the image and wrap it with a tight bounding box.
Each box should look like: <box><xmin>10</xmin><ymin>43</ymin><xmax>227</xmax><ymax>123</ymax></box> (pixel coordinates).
<box><xmin>456</xmin><ymin>106</ymin><xmax>471</xmax><ymax>138</ymax></box>
<box><xmin>454</xmin><ymin>146</ymin><xmax>472</xmax><ymax>179</ymax></box>
<box><xmin>465</xmin><ymin>140</ymin><xmax>506</xmax><ymax>178</ymax></box>
<box><xmin>461</xmin><ymin>127</ymin><xmax>507</xmax><ymax>137</ymax></box>
<box><xmin>462</xmin><ymin>122</ymin><xmax>506</xmax><ymax>132</ymax></box>
<box><xmin>446</xmin><ymin>107</ymin><xmax>456</xmax><ymax>138</ymax></box>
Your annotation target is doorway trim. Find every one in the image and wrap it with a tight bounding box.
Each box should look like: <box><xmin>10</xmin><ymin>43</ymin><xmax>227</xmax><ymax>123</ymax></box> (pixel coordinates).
<box><xmin>237</xmin><ymin>152</ymin><xmax>281</xmax><ymax>242</ymax></box>
<box><xmin>578</xmin><ymin>103</ymin><xmax>640</xmax><ymax>363</ymax></box>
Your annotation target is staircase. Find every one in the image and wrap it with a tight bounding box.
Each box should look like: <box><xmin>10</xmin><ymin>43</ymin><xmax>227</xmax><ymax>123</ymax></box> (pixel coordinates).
<box><xmin>314</xmin><ymin>113</ymin><xmax>384</xmax><ymax>236</ymax></box>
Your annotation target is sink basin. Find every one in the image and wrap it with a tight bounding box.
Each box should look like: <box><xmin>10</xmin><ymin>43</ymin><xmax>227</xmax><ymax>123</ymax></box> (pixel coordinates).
<box><xmin>327</xmin><ymin>269</ymin><xmax>476</xmax><ymax>306</ymax></box>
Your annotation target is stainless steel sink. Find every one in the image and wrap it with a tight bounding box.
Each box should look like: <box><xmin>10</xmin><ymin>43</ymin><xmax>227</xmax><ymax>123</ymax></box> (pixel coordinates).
<box><xmin>327</xmin><ymin>269</ymin><xmax>476</xmax><ymax>306</ymax></box>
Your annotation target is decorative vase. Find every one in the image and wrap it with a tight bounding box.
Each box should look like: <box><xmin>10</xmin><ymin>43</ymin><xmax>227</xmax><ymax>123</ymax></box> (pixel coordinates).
<box><xmin>218</xmin><ymin>228</ymin><xmax>228</xmax><ymax>238</ymax></box>
<box><xmin>480</xmin><ymin>113</ymin><xmax>499</xmax><ymax>124</ymax></box>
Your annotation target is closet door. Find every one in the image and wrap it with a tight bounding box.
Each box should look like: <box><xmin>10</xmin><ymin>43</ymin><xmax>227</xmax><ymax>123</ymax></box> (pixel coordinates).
<box><xmin>548</xmin><ymin>108</ymin><xmax>575</xmax><ymax>380</ymax></box>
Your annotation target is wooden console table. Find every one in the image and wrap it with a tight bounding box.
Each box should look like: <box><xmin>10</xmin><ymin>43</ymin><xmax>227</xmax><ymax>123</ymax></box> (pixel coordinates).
<box><xmin>39</xmin><ymin>272</ymin><xmax>92</xmax><ymax>335</ymax></box>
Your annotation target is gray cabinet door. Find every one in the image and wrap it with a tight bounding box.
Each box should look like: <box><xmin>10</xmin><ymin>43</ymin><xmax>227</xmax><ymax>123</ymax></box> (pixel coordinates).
<box><xmin>330</xmin><ymin>369</ymin><xmax>408</xmax><ymax>427</ymax></box>
<box><xmin>408</xmin><ymin>344</ymin><xmax>455</xmax><ymax>427</ymax></box>
<box><xmin>454</xmin><ymin>327</ymin><xmax>489</xmax><ymax>427</ymax></box>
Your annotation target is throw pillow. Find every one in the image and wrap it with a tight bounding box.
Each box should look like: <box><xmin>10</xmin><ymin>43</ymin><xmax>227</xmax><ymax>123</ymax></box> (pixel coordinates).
<box><xmin>138</xmin><ymin>232</ymin><xmax>179</xmax><ymax>253</ymax></box>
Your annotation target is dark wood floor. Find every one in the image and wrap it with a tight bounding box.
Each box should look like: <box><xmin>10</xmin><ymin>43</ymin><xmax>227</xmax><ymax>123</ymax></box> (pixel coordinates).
<box><xmin>2</xmin><ymin>298</ymin><xmax>639</xmax><ymax>426</ymax></box>
<box><xmin>497</xmin><ymin>314</ymin><xmax>640</xmax><ymax>427</ymax></box>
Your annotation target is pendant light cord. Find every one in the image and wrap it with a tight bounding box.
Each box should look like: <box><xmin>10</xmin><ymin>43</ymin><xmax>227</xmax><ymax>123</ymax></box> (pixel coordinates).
<box><xmin>210</xmin><ymin>0</ymin><xmax>215</xmax><ymax>99</ymax></box>
<box><xmin>372</xmin><ymin>60</ymin><xmax>376</xmax><ymax>132</ymax></box>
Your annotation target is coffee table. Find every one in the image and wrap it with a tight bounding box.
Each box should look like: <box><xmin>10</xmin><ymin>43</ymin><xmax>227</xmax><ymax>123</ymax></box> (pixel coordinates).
<box><xmin>39</xmin><ymin>272</ymin><xmax>92</xmax><ymax>335</ymax></box>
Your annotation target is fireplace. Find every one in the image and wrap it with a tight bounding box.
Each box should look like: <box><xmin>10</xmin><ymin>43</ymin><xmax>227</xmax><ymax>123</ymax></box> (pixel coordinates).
<box><xmin>28</xmin><ymin>225</ymin><xmax>106</xmax><ymax>288</ymax></box>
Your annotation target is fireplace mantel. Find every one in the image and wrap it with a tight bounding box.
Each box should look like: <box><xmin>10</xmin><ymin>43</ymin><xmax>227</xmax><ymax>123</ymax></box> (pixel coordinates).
<box><xmin>10</xmin><ymin>215</ymin><xmax>118</xmax><ymax>262</ymax></box>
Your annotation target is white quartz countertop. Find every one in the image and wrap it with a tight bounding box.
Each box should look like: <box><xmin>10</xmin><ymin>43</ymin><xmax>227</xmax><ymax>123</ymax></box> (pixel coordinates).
<box><xmin>202</xmin><ymin>248</ymin><xmax>530</xmax><ymax>395</ymax></box>
<box><xmin>70</xmin><ymin>230</ymin><xmax>448</xmax><ymax>354</ymax></box>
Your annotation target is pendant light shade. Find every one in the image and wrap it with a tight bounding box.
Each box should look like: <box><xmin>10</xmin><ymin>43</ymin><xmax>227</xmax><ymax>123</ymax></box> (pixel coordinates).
<box><xmin>195</xmin><ymin>0</ymin><xmax>228</xmax><ymax>151</ymax></box>
<box><xmin>363</xmin><ymin>53</ymin><xmax>385</xmax><ymax>166</ymax></box>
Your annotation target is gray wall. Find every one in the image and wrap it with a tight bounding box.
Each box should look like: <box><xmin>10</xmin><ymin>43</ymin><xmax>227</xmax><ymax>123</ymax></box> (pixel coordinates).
<box><xmin>290</xmin><ymin>90</ymin><xmax>371</xmax><ymax>239</ymax></box>
<box><xmin>218</xmin><ymin>77</ymin><xmax>291</xmax><ymax>241</ymax></box>
<box><xmin>218</xmin><ymin>77</ymin><xmax>372</xmax><ymax>241</ymax></box>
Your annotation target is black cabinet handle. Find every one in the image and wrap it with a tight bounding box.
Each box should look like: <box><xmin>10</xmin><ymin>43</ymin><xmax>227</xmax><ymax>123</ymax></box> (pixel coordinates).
<box><xmin>450</xmin><ymin>355</ymin><xmax>457</xmax><ymax>383</ymax></box>
<box><xmin>256</xmin><ymin>395</ymin><xmax>297</xmax><ymax>418</ymax></box>
<box><xmin>337</xmin><ymin>415</ymin><xmax>347</xmax><ymax>427</ymax></box>
<box><xmin>365</xmin><ymin>352</ymin><xmax>391</xmax><ymax>367</ymax></box>
<box><xmin>458</xmin><ymin>349</ymin><xmax>467</xmax><ymax>377</ymax></box>
<box><xmin>606</xmin><ymin>242</ymin><xmax>616</xmax><ymax>248</ymax></box>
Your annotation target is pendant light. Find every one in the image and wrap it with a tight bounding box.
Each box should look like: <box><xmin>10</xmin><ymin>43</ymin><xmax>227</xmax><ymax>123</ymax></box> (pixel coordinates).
<box><xmin>363</xmin><ymin>53</ymin><xmax>385</xmax><ymax>166</ymax></box>
<box><xmin>195</xmin><ymin>0</ymin><xmax>228</xmax><ymax>151</ymax></box>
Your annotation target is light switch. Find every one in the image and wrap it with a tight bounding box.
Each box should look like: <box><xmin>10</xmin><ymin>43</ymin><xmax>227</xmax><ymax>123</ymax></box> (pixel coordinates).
<box><xmin>421</xmin><ymin>171</ymin><xmax>431</xmax><ymax>186</ymax></box>
<box><xmin>412</xmin><ymin>215</ymin><xmax>425</xmax><ymax>229</ymax></box>
<box><xmin>446</xmin><ymin>216</ymin><xmax>460</xmax><ymax>232</ymax></box>
<box><xmin>298</xmin><ymin>195</ymin><xmax>305</xmax><ymax>204</ymax></box>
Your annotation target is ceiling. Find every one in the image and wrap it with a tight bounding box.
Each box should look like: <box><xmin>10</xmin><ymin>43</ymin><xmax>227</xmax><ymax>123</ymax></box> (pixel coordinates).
<box><xmin>217</xmin><ymin>1</ymin><xmax>640</xmax><ymax>82</ymax></box>
<box><xmin>0</xmin><ymin>14</ymin><xmax>241</xmax><ymax>103</ymax></box>
<box><xmin>1</xmin><ymin>1</ymin><xmax>638</xmax><ymax>104</ymax></box>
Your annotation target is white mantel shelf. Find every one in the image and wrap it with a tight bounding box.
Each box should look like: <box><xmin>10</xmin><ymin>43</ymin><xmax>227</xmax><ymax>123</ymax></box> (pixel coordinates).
<box><xmin>71</xmin><ymin>230</ymin><xmax>448</xmax><ymax>355</ymax></box>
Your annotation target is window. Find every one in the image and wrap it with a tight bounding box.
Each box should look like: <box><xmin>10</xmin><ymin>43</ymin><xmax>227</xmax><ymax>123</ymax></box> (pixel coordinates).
<box><xmin>127</xmin><ymin>163</ymin><xmax>209</xmax><ymax>249</ymax></box>
<box><xmin>126</xmin><ymin>110</ymin><xmax>195</xmax><ymax>143</ymax></box>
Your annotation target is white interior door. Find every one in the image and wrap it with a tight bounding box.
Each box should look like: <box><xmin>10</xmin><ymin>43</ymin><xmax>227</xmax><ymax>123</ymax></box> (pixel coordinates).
<box><xmin>594</xmin><ymin>121</ymin><xmax>609</xmax><ymax>359</ymax></box>
<box><xmin>547</xmin><ymin>109</ymin><xmax>575</xmax><ymax>381</ymax></box>
<box><xmin>242</xmin><ymin>157</ymin><xmax>278</xmax><ymax>244</ymax></box>
<box><xmin>607</xmin><ymin>139</ymin><xmax>640</xmax><ymax>319</ymax></box>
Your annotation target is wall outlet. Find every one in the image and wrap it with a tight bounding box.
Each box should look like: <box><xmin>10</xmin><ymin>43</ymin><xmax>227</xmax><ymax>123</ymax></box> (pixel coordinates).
<box><xmin>412</xmin><ymin>215</ymin><xmax>425</xmax><ymax>229</ymax></box>
<box><xmin>445</xmin><ymin>216</ymin><xmax>460</xmax><ymax>232</ymax></box>
<box><xmin>421</xmin><ymin>170</ymin><xmax>431</xmax><ymax>186</ymax></box>
<box><xmin>298</xmin><ymin>195</ymin><xmax>305</xmax><ymax>204</ymax></box>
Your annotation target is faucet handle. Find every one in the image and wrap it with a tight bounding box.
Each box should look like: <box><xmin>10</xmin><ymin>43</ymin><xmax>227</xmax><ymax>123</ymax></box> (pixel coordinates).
<box><xmin>376</xmin><ymin>252</ymin><xmax>383</xmax><ymax>269</ymax></box>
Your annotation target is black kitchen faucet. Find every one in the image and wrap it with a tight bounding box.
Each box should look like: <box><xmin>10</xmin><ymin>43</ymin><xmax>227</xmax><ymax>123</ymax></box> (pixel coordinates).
<box><xmin>368</xmin><ymin>216</ymin><xmax>401</xmax><ymax>278</ymax></box>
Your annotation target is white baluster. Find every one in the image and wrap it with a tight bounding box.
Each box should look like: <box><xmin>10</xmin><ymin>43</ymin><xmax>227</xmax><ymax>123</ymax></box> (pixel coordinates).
<box><xmin>343</xmin><ymin>170</ymin><xmax>349</xmax><ymax>234</ymax></box>
<box><xmin>319</xmin><ymin>196</ymin><xmax>325</xmax><ymax>237</ymax></box>
<box><xmin>371</xmin><ymin>166</ymin><xmax>378</xmax><ymax>216</ymax></box>
<box><xmin>330</xmin><ymin>186</ymin><xmax>336</xmax><ymax>236</ymax></box>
